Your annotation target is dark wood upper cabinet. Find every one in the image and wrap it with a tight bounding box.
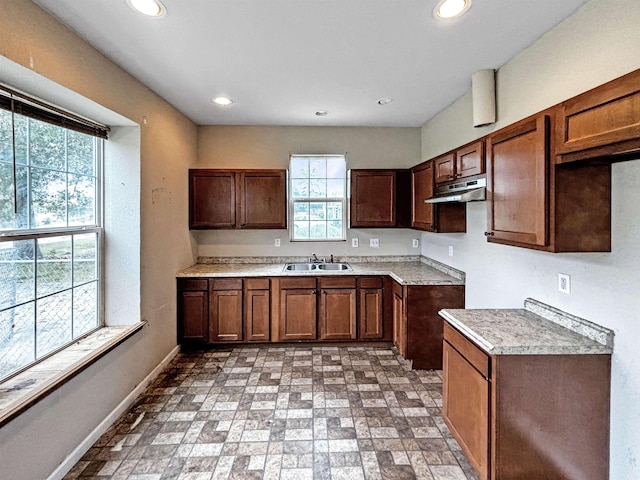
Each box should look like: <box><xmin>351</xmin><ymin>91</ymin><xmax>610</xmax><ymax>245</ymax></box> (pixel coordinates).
<box><xmin>189</xmin><ymin>170</ymin><xmax>236</xmax><ymax>229</ymax></box>
<box><xmin>189</xmin><ymin>169</ymin><xmax>286</xmax><ymax>230</ymax></box>
<box><xmin>239</xmin><ymin>170</ymin><xmax>286</xmax><ymax>229</ymax></box>
<box><xmin>556</xmin><ymin>68</ymin><xmax>640</xmax><ymax>163</ymax></box>
<box><xmin>487</xmin><ymin>111</ymin><xmax>611</xmax><ymax>252</ymax></box>
<box><xmin>486</xmin><ymin>114</ymin><xmax>549</xmax><ymax>247</ymax></box>
<box><xmin>434</xmin><ymin>153</ymin><xmax>456</xmax><ymax>183</ymax></box>
<box><xmin>456</xmin><ymin>140</ymin><xmax>485</xmax><ymax>179</ymax></box>
<box><xmin>411</xmin><ymin>160</ymin><xmax>466</xmax><ymax>233</ymax></box>
<box><xmin>350</xmin><ymin>169</ymin><xmax>410</xmax><ymax>228</ymax></box>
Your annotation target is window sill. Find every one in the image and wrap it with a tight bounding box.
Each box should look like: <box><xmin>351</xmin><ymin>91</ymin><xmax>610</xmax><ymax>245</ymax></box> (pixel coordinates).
<box><xmin>0</xmin><ymin>322</ymin><xmax>145</xmax><ymax>428</ymax></box>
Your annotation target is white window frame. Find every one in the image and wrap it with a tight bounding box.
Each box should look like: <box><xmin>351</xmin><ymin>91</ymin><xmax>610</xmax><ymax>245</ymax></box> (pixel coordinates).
<box><xmin>0</xmin><ymin>103</ymin><xmax>105</xmax><ymax>383</ymax></box>
<box><xmin>288</xmin><ymin>154</ymin><xmax>347</xmax><ymax>242</ymax></box>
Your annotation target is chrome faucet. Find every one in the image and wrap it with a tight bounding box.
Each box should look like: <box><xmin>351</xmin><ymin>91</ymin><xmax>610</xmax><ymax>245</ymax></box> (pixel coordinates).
<box><xmin>311</xmin><ymin>253</ymin><xmax>320</xmax><ymax>264</ymax></box>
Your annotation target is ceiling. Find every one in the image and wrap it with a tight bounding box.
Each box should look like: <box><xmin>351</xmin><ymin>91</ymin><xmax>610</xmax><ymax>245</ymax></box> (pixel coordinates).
<box><xmin>33</xmin><ymin>0</ymin><xmax>590</xmax><ymax>127</ymax></box>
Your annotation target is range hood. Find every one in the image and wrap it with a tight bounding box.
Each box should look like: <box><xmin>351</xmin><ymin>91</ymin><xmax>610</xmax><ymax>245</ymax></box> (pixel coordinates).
<box><xmin>425</xmin><ymin>178</ymin><xmax>486</xmax><ymax>204</ymax></box>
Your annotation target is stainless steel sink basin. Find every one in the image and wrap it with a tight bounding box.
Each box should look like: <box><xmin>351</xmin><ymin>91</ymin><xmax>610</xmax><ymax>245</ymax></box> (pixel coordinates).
<box><xmin>283</xmin><ymin>262</ymin><xmax>352</xmax><ymax>272</ymax></box>
<box><xmin>284</xmin><ymin>263</ymin><xmax>317</xmax><ymax>271</ymax></box>
<box><xmin>316</xmin><ymin>263</ymin><xmax>352</xmax><ymax>271</ymax></box>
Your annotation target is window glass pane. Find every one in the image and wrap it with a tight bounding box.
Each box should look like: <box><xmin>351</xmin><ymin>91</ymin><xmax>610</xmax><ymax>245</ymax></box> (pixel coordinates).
<box><xmin>309</xmin><ymin>202</ymin><xmax>326</xmax><ymax>220</ymax></box>
<box><xmin>74</xmin><ymin>233</ymin><xmax>97</xmax><ymax>285</ymax></box>
<box><xmin>293</xmin><ymin>202</ymin><xmax>309</xmax><ymax>221</ymax></box>
<box><xmin>326</xmin><ymin>157</ymin><xmax>345</xmax><ymax>179</ymax></box>
<box><xmin>30</xmin><ymin>119</ymin><xmax>65</xmax><ymax>170</ymax></box>
<box><xmin>309</xmin><ymin>221</ymin><xmax>327</xmax><ymax>239</ymax></box>
<box><xmin>0</xmin><ymin>110</ymin><xmax>12</xmax><ymax>164</ymax></box>
<box><xmin>0</xmin><ymin>163</ymin><xmax>16</xmax><ymax>229</ymax></box>
<box><xmin>327</xmin><ymin>179</ymin><xmax>344</xmax><ymax>198</ymax></box>
<box><xmin>309</xmin><ymin>179</ymin><xmax>326</xmax><ymax>197</ymax></box>
<box><xmin>0</xmin><ymin>239</ymin><xmax>36</xmax><ymax>309</ymax></box>
<box><xmin>37</xmin><ymin>236</ymin><xmax>72</xmax><ymax>298</ymax></box>
<box><xmin>36</xmin><ymin>290</ymin><xmax>72</xmax><ymax>357</ymax></box>
<box><xmin>291</xmin><ymin>179</ymin><xmax>309</xmax><ymax>199</ymax></box>
<box><xmin>294</xmin><ymin>220</ymin><xmax>310</xmax><ymax>239</ymax></box>
<box><xmin>31</xmin><ymin>168</ymin><xmax>67</xmax><ymax>228</ymax></box>
<box><xmin>0</xmin><ymin>303</ymin><xmax>35</xmax><ymax>379</ymax></box>
<box><xmin>67</xmin><ymin>131</ymin><xmax>94</xmax><ymax>176</ymax></box>
<box><xmin>68</xmin><ymin>174</ymin><xmax>95</xmax><ymax>226</ymax></box>
<box><xmin>327</xmin><ymin>220</ymin><xmax>343</xmax><ymax>239</ymax></box>
<box><xmin>73</xmin><ymin>282</ymin><xmax>98</xmax><ymax>337</ymax></box>
<box><xmin>290</xmin><ymin>158</ymin><xmax>309</xmax><ymax>178</ymax></box>
<box><xmin>309</xmin><ymin>158</ymin><xmax>326</xmax><ymax>178</ymax></box>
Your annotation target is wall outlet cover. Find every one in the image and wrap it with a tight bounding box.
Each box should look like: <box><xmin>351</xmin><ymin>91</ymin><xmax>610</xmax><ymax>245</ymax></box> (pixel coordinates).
<box><xmin>274</xmin><ymin>238</ymin><xmax>281</xmax><ymax>247</ymax></box>
<box><xmin>558</xmin><ymin>273</ymin><xmax>571</xmax><ymax>294</ymax></box>
<box><xmin>352</xmin><ymin>238</ymin><xmax>359</xmax><ymax>248</ymax></box>
<box><xmin>413</xmin><ymin>239</ymin><xmax>419</xmax><ymax>248</ymax></box>
<box><xmin>448</xmin><ymin>245</ymin><xmax>454</xmax><ymax>256</ymax></box>
<box><xmin>370</xmin><ymin>238</ymin><xmax>380</xmax><ymax>248</ymax></box>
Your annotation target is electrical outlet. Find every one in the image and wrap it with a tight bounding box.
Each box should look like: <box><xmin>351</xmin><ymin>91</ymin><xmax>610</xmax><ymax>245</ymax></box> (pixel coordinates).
<box><xmin>412</xmin><ymin>239</ymin><xmax>419</xmax><ymax>248</ymax></box>
<box><xmin>370</xmin><ymin>238</ymin><xmax>380</xmax><ymax>248</ymax></box>
<box><xmin>558</xmin><ymin>273</ymin><xmax>571</xmax><ymax>294</ymax></box>
<box><xmin>352</xmin><ymin>238</ymin><xmax>359</xmax><ymax>248</ymax></box>
<box><xmin>448</xmin><ymin>245</ymin><xmax>454</xmax><ymax>256</ymax></box>
<box><xmin>274</xmin><ymin>238</ymin><xmax>280</xmax><ymax>247</ymax></box>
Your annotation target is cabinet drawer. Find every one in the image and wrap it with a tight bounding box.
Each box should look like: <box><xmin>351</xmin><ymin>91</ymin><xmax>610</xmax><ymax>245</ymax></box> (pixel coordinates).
<box><xmin>179</xmin><ymin>278</ymin><xmax>208</xmax><ymax>291</ymax></box>
<box><xmin>280</xmin><ymin>277</ymin><xmax>316</xmax><ymax>289</ymax></box>
<box><xmin>318</xmin><ymin>277</ymin><xmax>356</xmax><ymax>289</ymax></box>
<box><xmin>245</xmin><ymin>278</ymin><xmax>270</xmax><ymax>290</ymax></box>
<box><xmin>211</xmin><ymin>278</ymin><xmax>243</xmax><ymax>291</ymax></box>
<box><xmin>444</xmin><ymin>323</ymin><xmax>490</xmax><ymax>378</ymax></box>
<box><xmin>358</xmin><ymin>277</ymin><xmax>383</xmax><ymax>289</ymax></box>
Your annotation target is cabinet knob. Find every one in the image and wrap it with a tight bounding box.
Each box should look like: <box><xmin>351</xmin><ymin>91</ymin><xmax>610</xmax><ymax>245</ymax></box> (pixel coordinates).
<box><xmin>484</xmin><ymin>231</ymin><xmax>494</xmax><ymax>236</ymax></box>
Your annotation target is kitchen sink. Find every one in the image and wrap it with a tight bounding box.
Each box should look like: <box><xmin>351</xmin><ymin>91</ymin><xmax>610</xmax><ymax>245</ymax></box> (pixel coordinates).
<box><xmin>283</xmin><ymin>262</ymin><xmax>352</xmax><ymax>272</ymax></box>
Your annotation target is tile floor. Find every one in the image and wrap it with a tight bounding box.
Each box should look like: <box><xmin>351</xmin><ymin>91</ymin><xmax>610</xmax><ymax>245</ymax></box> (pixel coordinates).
<box><xmin>64</xmin><ymin>345</ymin><xmax>479</xmax><ymax>480</ymax></box>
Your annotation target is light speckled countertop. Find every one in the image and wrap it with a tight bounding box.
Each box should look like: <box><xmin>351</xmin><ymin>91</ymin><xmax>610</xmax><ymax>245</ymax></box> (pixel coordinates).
<box><xmin>176</xmin><ymin>256</ymin><xmax>464</xmax><ymax>286</ymax></box>
<box><xmin>440</xmin><ymin>298</ymin><xmax>614</xmax><ymax>355</ymax></box>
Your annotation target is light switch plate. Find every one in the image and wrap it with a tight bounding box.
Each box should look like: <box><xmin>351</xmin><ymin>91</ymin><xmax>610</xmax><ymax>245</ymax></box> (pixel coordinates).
<box><xmin>448</xmin><ymin>245</ymin><xmax>454</xmax><ymax>256</ymax></box>
<box><xmin>558</xmin><ymin>273</ymin><xmax>571</xmax><ymax>294</ymax></box>
<box><xmin>352</xmin><ymin>238</ymin><xmax>359</xmax><ymax>248</ymax></box>
<box><xmin>370</xmin><ymin>238</ymin><xmax>380</xmax><ymax>248</ymax></box>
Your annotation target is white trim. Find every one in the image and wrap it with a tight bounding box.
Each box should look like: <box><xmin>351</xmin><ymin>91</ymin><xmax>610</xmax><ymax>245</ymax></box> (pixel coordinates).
<box><xmin>47</xmin><ymin>344</ymin><xmax>180</xmax><ymax>480</ymax></box>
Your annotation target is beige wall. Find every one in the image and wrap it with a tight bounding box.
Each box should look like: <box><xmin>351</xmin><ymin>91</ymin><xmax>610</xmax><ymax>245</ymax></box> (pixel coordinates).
<box><xmin>420</xmin><ymin>0</ymin><xmax>640</xmax><ymax>478</ymax></box>
<box><xmin>196</xmin><ymin>126</ymin><xmax>422</xmax><ymax>258</ymax></box>
<box><xmin>0</xmin><ymin>1</ymin><xmax>197</xmax><ymax>479</ymax></box>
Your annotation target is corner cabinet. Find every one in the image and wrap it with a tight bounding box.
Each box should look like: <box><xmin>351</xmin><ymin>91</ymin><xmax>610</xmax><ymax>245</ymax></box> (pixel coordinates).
<box><xmin>189</xmin><ymin>169</ymin><xmax>286</xmax><ymax>230</ymax></box>
<box><xmin>350</xmin><ymin>169</ymin><xmax>411</xmax><ymax>228</ymax></box>
<box><xmin>486</xmin><ymin>111</ymin><xmax>612</xmax><ymax>252</ymax></box>
<box><xmin>411</xmin><ymin>161</ymin><xmax>466</xmax><ymax>233</ymax></box>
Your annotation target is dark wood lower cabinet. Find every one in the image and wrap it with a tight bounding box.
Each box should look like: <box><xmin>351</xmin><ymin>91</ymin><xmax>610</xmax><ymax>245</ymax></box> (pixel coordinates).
<box><xmin>244</xmin><ymin>278</ymin><xmax>270</xmax><ymax>342</ymax></box>
<box><xmin>209</xmin><ymin>279</ymin><xmax>243</xmax><ymax>342</ymax></box>
<box><xmin>443</xmin><ymin>323</ymin><xmax>611</xmax><ymax>480</ymax></box>
<box><xmin>178</xmin><ymin>280</ymin><xmax>209</xmax><ymax>343</ymax></box>
<box><xmin>358</xmin><ymin>277</ymin><xmax>383</xmax><ymax>339</ymax></box>
<box><xmin>319</xmin><ymin>277</ymin><xmax>357</xmax><ymax>340</ymax></box>
<box><xmin>278</xmin><ymin>277</ymin><xmax>317</xmax><ymax>341</ymax></box>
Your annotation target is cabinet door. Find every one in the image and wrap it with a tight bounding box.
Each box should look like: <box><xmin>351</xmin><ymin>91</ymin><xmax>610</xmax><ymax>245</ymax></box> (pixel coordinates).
<box><xmin>434</xmin><ymin>153</ymin><xmax>455</xmax><ymax>184</ymax></box>
<box><xmin>239</xmin><ymin>170</ymin><xmax>287</xmax><ymax>229</ymax></box>
<box><xmin>189</xmin><ymin>170</ymin><xmax>236</xmax><ymax>229</ymax></box>
<box><xmin>279</xmin><ymin>289</ymin><xmax>317</xmax><ymax>340</ymax></box>
<box><xmin>359</xmin><ymin>288</ymin><xmax>383</xmax><ymax>339</ymax></box>
<box><xmin>210</xmin><ymin>289</ymin><xmax>243</xmax><ymax>342</ymax></box>
<box><xmin>392</xmin><ymin>282</ymin><xmax>406</xmax><ymax>358</ymax></box>
<box><xmin>486</xmin><ymin>114</ymin><xmax>549</xmax><ymax>247</ymax></box>
<box><xmin>456</xmin><ymin>140</ymin><xmax>484</xmax><ymax>179</ymax></box>
<box><xmin>411</xmin><ymin>161</ymin><xmax>435</xmax><ymax>231</ymax></box>
<box><xmin>443</xmin><ymin>341</ymin><xmax>490</xmax><ymax>480</ymax></box>
<box><xmin>179</xmin><ymin>290</ymin><xmax>208</xmax><ymax>342</ymax></box>
<box><xmin>350</xmin><ymin>170</ymin><xmax>396</xmax><ymax>227</ymax></box>
<box><xmin>320</xmin><ymin>288</ymin><xmax>356</xmax><ymax>340</ymax></box>
<box><xmin>245</xmin><ymin>289</ymin><xmax>270</xmax><ymax>342</ymax></box>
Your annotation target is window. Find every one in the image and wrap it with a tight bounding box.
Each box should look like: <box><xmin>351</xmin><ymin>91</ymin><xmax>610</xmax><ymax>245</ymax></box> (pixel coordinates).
<box><xmin>289</xmin><ymin>155</ymin><xmax>346</xmax><ymax>241</ymax></box>
<box><xmin>0</xmin><ymin>90</ymin><xmax>106</xmax><ymax>381</ymax></box>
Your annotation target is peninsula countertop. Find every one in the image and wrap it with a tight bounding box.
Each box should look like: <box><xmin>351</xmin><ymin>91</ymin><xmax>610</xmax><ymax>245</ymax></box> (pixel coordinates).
<box><xmin>176</xmin><ymin>256</ymin><xmax>465</xmax><ymax>286</ymax></box>
<box><xmin>440</xmin><ymin>298</ymin><xmax>614</xmax><ymax>356</ymax></box>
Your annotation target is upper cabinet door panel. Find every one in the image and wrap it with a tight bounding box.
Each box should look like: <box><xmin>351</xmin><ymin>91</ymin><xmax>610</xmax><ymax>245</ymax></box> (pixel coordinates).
<box><xmin>487</xmin><ymin>115</ymin><xmax>549</xmax><ymax>247</ymax></box>
<box><xmin>189</xmin><ymin>170</ymin><xmax>236</xmax><ymax>229</ymax></box>
<box><xmin>434</xmin><ymin>153</ymin><xmax>455</xmax><ymax>184</ymax></box>
<box><xmin>557</xmin><ymin>69</ymin><xmax>640</xmax><ymax>161</ymax></box>
<box><xmin>411</xmin><ymin>161</ymin><xmax>434</xmax><ymax>231</ymax></box>
<box><xmin>456</xmin><ymin>141</ymin><xmax>484</xmax><ymax>179</ymax></box>
<box><xmin>239</xmin><ymin>170</ymin><xmax>287</xmax><ymax>229</ymax></box>
<box><xmin>350</xmin><ymin>170</ymin><xmax>396</xmax><ymax>227</ymax></box>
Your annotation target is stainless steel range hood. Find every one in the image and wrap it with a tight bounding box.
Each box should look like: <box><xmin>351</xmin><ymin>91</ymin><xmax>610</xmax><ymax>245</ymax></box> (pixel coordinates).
<box><xmin>425</xmin><ymin>178</ymin><xmax>486</xmax><ymax>204</ymax></box>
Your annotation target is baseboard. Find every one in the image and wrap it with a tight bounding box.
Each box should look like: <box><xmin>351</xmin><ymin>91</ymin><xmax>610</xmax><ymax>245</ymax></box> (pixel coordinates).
<box><xmin>48</xmin><ymin>345</ymin><xmax>180</xmax><ymax>480</ymax></box>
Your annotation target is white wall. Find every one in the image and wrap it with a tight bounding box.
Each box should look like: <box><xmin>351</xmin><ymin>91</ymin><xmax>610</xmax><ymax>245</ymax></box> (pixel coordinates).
<box><xmin>196</xmin><ymin>125</ymin><xmax>422</xmax><ymax>258</ymax></box>
<box><xmin>420</xmin><ymin>0</ymin><xmax>640</xmax><ymax>477</ymax></box>
<box><xmin>0</xmin><ymin>2</ymin><xmax>198</xmax><ymax>479</ymax></box>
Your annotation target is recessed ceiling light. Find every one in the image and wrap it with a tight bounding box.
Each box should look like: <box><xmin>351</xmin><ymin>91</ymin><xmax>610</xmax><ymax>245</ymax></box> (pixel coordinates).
<box><xmin>433</xmin><ymin>0</ymin><xmax>471</xmax><ymax>21</ymax></box>
<box><xmin>213</xmin><ymin>96</ymin><xmax>233</xmax><ymax>106</ymax></box>
<box><xmin>127</xmin><ymin>0</ymin><xmax>166</xmax><ymax>17</ymax></box>
<box><xmin>377</xmin><ymin>98</ymin><xmax>394</xmax><ymax>105</ymax></box>
<box><xmin>315</xmin><ymin>110</ymin><xmax>329</xmax><ymax>117</ymax></box>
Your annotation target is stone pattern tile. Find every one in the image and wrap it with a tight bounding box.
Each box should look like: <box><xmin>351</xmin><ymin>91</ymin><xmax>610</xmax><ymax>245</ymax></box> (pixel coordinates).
<box><xmin>64</xmin><ymin>346</ymin><xmax>479</xmax><ymax>480</ymax></box>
